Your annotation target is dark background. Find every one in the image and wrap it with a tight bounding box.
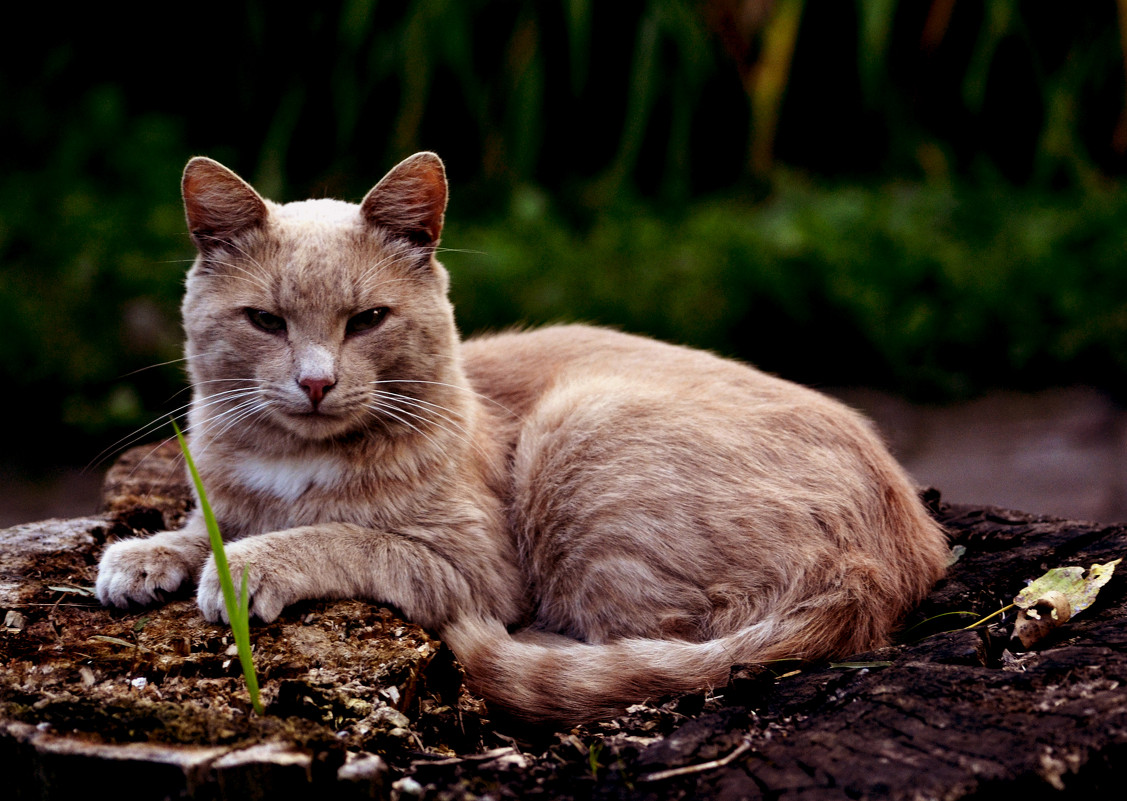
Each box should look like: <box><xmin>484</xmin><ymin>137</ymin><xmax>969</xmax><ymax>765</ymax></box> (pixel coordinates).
<box><xmin>3</xmin><ymin>1</ymin><xmax>1126</xmax><ymax>487</ymax></box>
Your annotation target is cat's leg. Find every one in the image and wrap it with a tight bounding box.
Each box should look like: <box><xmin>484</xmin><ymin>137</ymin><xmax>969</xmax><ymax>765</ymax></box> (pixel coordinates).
<box><xmin>195</xmin><ymin>521</ymin><xmax>522</xmax><ymax>626</ymax></box>
<box><xmin>95</xmin><ymin>514</ymin><xmax>213</xmax><ymax>607</ymax></box>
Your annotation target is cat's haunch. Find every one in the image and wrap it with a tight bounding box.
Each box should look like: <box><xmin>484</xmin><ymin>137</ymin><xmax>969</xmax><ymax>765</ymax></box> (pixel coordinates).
<box><xmin>95</xmin><ymin>153</ymin><xmax>949</xmax><ymax>724</ymax></box>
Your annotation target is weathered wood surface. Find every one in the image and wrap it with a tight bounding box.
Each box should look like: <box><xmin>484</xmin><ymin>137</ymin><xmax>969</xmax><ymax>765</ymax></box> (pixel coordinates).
<box><xmin>3</xmin><ymin>445</ymin><xmax>1126</xmax><ymax>799</ymax></box>
<box><xmin>408</xmin><ymin>500</ymin><xmax>1127</xmax><ymax>800</ymax></box>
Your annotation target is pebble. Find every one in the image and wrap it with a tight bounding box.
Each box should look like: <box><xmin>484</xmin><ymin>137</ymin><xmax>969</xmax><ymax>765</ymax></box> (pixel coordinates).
<box><xmin>391</xmin><ymin>776</ymin><xmax>424</xmax><ymax>799</ymax></box>
<box><xmin>372</xmin><ymin>706</ymin><xmax>411</xmax><ymax>730</ymax></box>
<box><xmin>338</xmin><ymin>752</ymin><xmax>388</xmax><ymax>783</ymax></box>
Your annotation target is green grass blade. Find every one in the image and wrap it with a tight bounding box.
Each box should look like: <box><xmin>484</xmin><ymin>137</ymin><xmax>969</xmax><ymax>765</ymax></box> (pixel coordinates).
<box><xmin>962</xmin><ymin>603</ymin><xmax>1015</xmax><ymax>630</ymax></box>
<box><xmin>236</xmin><ymin>565</ymin><xmax>263</xmax><ymax>714</ymax></box>
<box><xmin>172</xmin><ymin>419</ymin><xmax>264</xmax><ymax>715</ymax></box>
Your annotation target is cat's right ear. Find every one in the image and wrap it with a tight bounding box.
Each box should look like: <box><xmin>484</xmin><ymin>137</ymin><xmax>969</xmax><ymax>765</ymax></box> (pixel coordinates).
<box><xmin>182</xmin><ymin>157</ymin><xmax>268</xmax><ymax>253</ymax></box>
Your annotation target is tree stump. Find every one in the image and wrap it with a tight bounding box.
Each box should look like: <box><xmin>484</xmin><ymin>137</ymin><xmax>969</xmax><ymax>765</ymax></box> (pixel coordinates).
<box><xmin>2</xmin><ymin>444</ymin><xmax>1125</xmax><ymax>799</ymax></box>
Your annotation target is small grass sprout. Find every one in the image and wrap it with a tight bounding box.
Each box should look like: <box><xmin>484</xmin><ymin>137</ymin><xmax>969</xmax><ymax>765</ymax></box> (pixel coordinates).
<box><xmin>172</xmin><ymin>419</ymin><xmax>264</xmax><ymax>715</ymax></box>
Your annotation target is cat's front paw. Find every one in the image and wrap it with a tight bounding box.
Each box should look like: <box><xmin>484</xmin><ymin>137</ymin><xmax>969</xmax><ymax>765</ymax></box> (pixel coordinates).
<box><xmin>196</xmin><ymin>542</ymin><xmax>293</xmax><ymax>623</ymax></box>
<box><xmin>95</xmin><ymin>535</ymin><xmax>198</xmax><ymax>608</ymax></box>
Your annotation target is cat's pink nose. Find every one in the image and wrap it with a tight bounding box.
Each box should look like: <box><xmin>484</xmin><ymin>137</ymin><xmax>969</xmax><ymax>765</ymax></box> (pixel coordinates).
<box><xmin>300</xmin><ymin>377</ymin><xmax>335</xmax><ymax>405</ymax></box>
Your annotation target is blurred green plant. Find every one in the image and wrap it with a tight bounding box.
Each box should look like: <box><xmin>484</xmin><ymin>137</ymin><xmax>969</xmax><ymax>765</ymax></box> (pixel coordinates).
<box><xmin>446</xmin><ymin>178</ymin><xmax>1127</xmax><ymax>398</ymax></box>
<box><xmin>0</xmin><ymin>84</ymin><xmax>188</xmax><ymax>463</ymax></box>
<box><xmin>4</xmin><ymin>0</ymin><xmax>1127</xmax><ymax>466</ymax></box>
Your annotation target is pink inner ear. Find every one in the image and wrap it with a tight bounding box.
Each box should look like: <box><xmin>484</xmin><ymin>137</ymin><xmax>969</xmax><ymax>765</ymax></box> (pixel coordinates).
<box><xmin>182</xmin><ymin>158</ymin><xmax>268</xmax><ymax>247</ymax></box>
<box><xmin>361</xmin><ymin>152</ymin><xmax>448</xmax><ymax>247</ymax></box>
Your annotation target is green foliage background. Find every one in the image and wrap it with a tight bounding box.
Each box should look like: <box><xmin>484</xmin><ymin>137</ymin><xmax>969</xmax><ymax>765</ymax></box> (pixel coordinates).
<box><xmin>3</xmin><ymin>0</ymin><xmax>1127</xmax><ymax>466</ymax></box>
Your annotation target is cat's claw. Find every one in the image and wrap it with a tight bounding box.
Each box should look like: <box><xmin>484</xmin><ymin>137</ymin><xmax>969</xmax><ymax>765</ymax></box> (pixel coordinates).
<box><xmin>196</xmin><ymin>547</ymin><xmax>288</xmax><ymax>624</ymax></box>
<box><xmin>95</xmin><ymin>536</ymin><xmax>196</xmax><ymax>608</ymax></box>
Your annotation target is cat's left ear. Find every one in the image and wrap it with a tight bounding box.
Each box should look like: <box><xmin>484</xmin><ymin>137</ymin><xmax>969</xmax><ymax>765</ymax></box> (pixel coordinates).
<box><xmin>360</xmin><ymin>152</ymin><xmax>447</xmax><ymax>248</ymax></box>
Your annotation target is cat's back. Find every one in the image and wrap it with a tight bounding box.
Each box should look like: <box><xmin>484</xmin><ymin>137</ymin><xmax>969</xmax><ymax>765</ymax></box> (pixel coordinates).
<box><xmin>460</xmin><ymin>323</ymin><xmax>908</xmax><ymax>517</ymax></box>
<box><xmin>462</xmin><ymin>324</ymin><xmax>801</xmax><ymax>416</ymax></box>
<box><xmin>461</xmin><ymin>324</ymin><xmax>892</xmax><ymax>484</ymax></box>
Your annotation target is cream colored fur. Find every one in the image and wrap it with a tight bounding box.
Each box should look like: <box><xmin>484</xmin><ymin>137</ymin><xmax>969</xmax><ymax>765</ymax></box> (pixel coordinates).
<box><xmin>95</xmin><ymin>153</ymin><xmax>949</xmax><ymax>724</ymax></box>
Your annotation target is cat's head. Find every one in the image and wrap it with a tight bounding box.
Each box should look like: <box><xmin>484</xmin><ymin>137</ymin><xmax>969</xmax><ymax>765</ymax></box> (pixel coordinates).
<box><xmin>180</xmin><ymin>153</ymin><xmax>464</xmax><ymax>446</ymax></box>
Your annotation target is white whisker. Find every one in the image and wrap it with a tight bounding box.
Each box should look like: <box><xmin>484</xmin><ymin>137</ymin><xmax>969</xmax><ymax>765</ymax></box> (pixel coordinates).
<box><xmin>369</xmin><ymin>390</ymin><xmax>476</xmax><ymax>441</ymax></box>
<box><xmin>198</xmin><ymin>235</ymin><xmax>267</xmax><ymax>272</ymax></box>
<box><xmin>189</xmin><ymin>396</ymin><xmax>272</xmax><ymax>460</ymax></box>
<box><xmin>433</xmin><ymin>246</ymin><xmax>488</xmax><ymax>257</ymax></box>
<box><xmin>369</xmin><ymin>392</ymin><xmax>474</xmax><ymax>449</ymax></box>
<box><xmin>119</xmin><ymin>356</ymin><xmax>191</xmax><ymax>379</ymax></box>
<box><xmin>369</xmin><ymin>379</ymin><xmax>517</xmax><ymax>418</ymax></box>
<box><xmin>364</xmin><ymin>399</ymin><xmax>449</xmax><ymax>454</ymax></box>
<box><xmin>110</xmin><ymin>434</ymin><xmax>188</xmax><ymax>494</ymax></box>
<box><xmin>355</xmin><ymin>249</ymin><xmax>433</xmax><ymax>289</ymax></box>
<box><xmin>201</xmin><ymin>261</ymin><xmax>274</xmax><ymax>296</ymax></box>
<box><xmin>86</xmin><ymin>404</ymin><xmax>199</xmax><ymax>471</ymax></box>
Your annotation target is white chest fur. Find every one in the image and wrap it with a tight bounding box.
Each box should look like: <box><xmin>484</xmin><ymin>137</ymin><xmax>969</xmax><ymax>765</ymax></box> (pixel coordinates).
<box><xmin>233</xmin><ymin>454</ymin><xmax>346</xmax><ymax>502</ymax></box>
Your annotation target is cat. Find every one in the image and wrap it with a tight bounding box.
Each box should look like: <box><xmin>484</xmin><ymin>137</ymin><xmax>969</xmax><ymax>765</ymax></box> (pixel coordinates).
<box><xmin>95</xmin><ymin>152</ymin><xmax>950</xmax><ymax>724</ymax></box>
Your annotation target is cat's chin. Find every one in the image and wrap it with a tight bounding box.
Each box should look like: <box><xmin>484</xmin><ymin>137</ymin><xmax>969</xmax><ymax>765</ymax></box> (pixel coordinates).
<box><xmin>274</xmin><ymin>410</ymin><xmax>360</xmax><ymax>441</ymax></box>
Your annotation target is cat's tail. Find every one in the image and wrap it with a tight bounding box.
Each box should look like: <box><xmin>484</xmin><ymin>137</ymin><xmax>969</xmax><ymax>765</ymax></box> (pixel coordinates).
<box><xmin>439</xmin><ymin>613</ymin><xmax>814</xmax><ymax>725</ymax></box>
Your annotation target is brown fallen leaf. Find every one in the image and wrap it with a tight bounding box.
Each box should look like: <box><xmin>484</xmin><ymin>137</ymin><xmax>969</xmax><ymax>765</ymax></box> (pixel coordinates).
<box><xmin>1012</xmin><ymin>590</ymin><xmax>1071</xmax><ymax>649</ymax></box>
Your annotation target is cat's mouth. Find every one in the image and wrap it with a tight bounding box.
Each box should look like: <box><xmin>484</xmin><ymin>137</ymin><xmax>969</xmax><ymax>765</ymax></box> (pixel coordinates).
<box><xmin>280</xmin><ymin>402</ymin><xmax>343</xmax><ymax>423</ymax></box>
<box><xmin>276</xmin><ymin>406</ymin><xmax>359</xmax><ymax>439</ymax></box>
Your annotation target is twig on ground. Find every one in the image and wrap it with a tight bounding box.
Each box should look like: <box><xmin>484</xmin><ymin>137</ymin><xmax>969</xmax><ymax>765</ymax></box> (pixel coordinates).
<box><xmin>637</xmin><ymin>737</ymin><xmax>754</xmax><ymax>783</ymax></box>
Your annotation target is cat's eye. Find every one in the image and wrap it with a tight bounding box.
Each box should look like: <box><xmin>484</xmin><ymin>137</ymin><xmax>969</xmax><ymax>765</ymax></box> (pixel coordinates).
<box><xmin>346</xmin><ymin>307</ymin><xmax>390</xmax><ymax>335</ymax></box>
<box><xmin>245</xmin><ymin>308</ymin><xmax>286</xmax><ymax>333</ymax></box>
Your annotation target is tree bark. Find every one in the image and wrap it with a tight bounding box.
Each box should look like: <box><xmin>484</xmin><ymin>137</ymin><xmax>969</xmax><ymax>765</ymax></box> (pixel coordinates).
<box><xmin>3</xmin><ymin>444</ymin><xmax>1126</xmax><ymax>799</ymax></box>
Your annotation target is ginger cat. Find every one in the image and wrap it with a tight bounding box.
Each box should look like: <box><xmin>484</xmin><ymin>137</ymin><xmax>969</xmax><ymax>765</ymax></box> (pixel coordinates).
<box><xmin>96</xmin><ymin>153</ymin><xmax>949</xmax><ymax>724</ymax></box>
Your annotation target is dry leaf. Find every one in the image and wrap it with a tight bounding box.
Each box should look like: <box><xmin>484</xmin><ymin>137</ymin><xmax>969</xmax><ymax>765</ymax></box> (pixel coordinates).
<box><xmin>1009</xmin><ymin>558</ymin><xmax>1121</xmax><ymax>649</ymax></box>
<box><xmin>1012</xmin><ymin>590</ymin><xmax>1071</xmax><ymax>649</ymax></box>
<box><xmin>1014</xmin><ymin>558</ymin><xmax>1121</xmax><ymax>616</ymax></box>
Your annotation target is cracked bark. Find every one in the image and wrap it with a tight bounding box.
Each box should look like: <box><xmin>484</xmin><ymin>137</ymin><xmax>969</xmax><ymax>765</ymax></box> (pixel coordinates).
<box><xmin>4</xmin><ymin>443</ymin><xmax>1127</xmax><ymax>799</ymax></box>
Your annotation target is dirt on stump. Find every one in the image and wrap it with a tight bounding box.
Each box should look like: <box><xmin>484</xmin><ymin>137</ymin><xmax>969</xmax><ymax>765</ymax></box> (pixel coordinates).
<box><xmin>3</xmin><ymin>441</ymin><xmax>1127</xmax><ymax>800</ymax></box>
